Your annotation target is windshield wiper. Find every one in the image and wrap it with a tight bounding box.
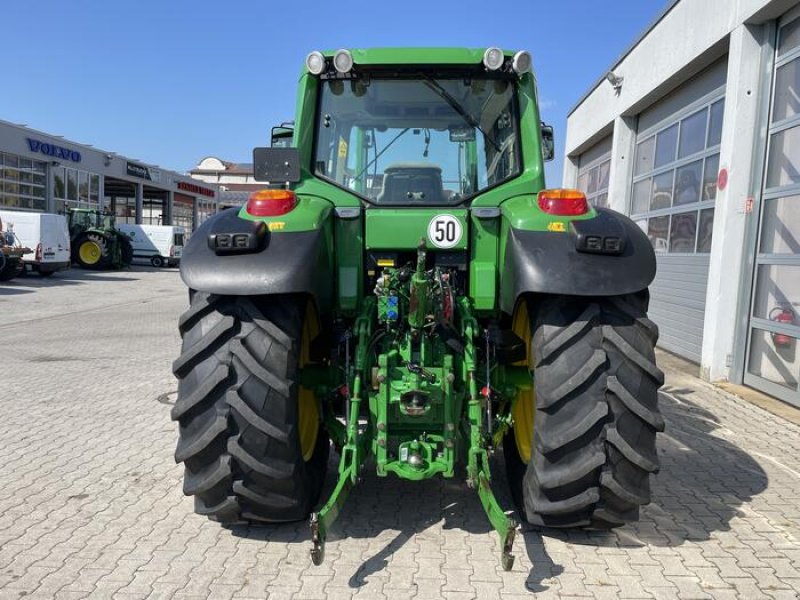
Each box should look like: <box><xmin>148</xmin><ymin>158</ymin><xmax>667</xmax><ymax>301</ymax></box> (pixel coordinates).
<box><xmin>420</xmin><ymin>74</ymin><xmax>501</xmax><ymax>153</ymax></box>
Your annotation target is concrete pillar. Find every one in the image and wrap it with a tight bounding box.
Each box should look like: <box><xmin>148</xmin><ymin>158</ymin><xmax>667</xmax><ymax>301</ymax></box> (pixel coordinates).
<box><xmin>607</xmin><ymin>116</ymin><xmax>637</xmax><ymax>214</ymax></box>
<box><xmin>562</xmin><ymin>156</ymin><xmax>579</xmax><ymax>188</ymax></box>
<box><xmin>135</xmin><ymin>183</ymin><xmax>143</xmax><ymax>225</ymax></box>
<box><xmin>167</xmin><ymin>190</ymin><xmax>174</xmax><ymax>226</ymax></box>
<box><xmin>192</xmin><ymin>197</ymin><xmax>199</xmax><ymax>232</ymax></box>
<box><xmin>47</xmin><ymin>164</ymin><xmax>57</xmax><ymax>213</ymax></box>
<box><xmin>700</xmin><ymin>23</ymin><xmax>771</xmax><ymax>382</ymax></box>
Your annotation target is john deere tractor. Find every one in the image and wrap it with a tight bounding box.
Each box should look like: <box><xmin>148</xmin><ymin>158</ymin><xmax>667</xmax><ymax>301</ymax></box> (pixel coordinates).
<box><xmin>68</xmin><ymin>208</ymin><xmax>132</xmax><ymax>270</ymax></box>
<box><xmin>172</xmin><ymin>48</ymin><xmax>664</xmax><ymax>570</ymax></box>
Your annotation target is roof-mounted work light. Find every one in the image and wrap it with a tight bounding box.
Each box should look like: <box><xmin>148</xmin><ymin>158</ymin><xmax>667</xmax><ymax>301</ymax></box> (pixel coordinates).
<box><xmin>512</xmin><ymin>50</ymin><xmax>532</xmax><ymax>75</ymax></box>
<box><xmin>333</xmin><ymin>49</ymin><xmax>354</xmax><ymax>74</ymax></box>
<box><xmin>306</xmin><ymin>51</ymin><xmax>326</xmax><ymax>75</ymax></box>
<box><xmin>483</xmin><ymin>47</ymin><xmax>504</xmax><ymax>71</ymax></box>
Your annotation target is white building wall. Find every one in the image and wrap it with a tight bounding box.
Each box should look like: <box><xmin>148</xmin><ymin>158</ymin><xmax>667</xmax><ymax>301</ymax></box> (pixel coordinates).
<box><xmin>701</xmin><ymin>23</ymin><xmax>774</xmax><ymax>381</ymax></box>
<box><xmin>606</xmin><ymin>117</ymin><xmax>637</xmax><ymax>214</ymax></box>
<box><xmin>565</xmin><ymin>0</ymin><xmax>795</xmax><ymax>383</ymax></box>
<box><xmin>566</xmin><ymin>0</ymin><xmax>797</xmax><ymax>156</ymax></box>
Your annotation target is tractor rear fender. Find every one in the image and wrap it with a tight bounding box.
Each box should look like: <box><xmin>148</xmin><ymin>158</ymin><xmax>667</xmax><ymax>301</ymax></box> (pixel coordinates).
<box><xmin>180</xmin><ymin>207</ymin><xmax>334</xmax><ymax>308</ymax></box>
<box><xmin>499</xmin><ymin>207</ymin><xmax>656</xmax><ymax>314</ymax></box>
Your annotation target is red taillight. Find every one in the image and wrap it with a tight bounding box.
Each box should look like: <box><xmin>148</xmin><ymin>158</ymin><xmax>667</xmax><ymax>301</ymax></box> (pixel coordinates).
<box><xmin>537</xmin><ymin>189</ymin><xmax>590</xmax><ymax>216</ymax></box>
<box><xmin>169</xmin><ymin>245</ymin><xmax>174</xmax><ymax>257</ymax></box>
<box><xmin>246</xmin><ymin>189</ymin><xmax>297</xmax><ymax>217</ymax></box>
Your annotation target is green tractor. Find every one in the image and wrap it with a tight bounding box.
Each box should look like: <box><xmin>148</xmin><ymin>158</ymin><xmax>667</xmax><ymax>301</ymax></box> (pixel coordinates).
<box><xmin>172</xmin><ymin>48</ymin><xmax>664</xmax><ymax>570</ymax></box>
<box><xmin>67</xmin><ymin>208</ymin><xmax>132</xmax><ymax>270</ymax></box>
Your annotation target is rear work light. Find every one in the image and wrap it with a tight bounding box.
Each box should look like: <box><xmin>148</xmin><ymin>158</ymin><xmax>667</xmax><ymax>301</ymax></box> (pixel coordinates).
<box><xmin>246</xmin><ymin>189</ymin><xmax>297</xmax><ymax>217</ymax></box>
<box><xmin>537</xmin><ymin>189</ymin><xmax>590</xmax><ymax>216</ymax></box>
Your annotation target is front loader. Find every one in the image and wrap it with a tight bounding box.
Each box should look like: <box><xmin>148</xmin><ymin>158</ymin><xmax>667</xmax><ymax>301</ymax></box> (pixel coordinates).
<box><xmin>171</xmin><ymin>47</ymin><xmax>664</xmax><ymax>570</ymax></box>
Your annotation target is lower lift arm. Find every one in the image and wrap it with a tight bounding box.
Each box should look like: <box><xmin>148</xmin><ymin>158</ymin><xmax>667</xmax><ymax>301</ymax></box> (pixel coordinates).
<box><xmin>310</xmin><ymin>303</ymin><xmax>374</xmax><ymax>565</ymax></box>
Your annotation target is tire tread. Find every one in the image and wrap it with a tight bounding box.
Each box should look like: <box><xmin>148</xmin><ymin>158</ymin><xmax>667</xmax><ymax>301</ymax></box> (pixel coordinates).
<box><xmin>512</xmin><ymin>293</ymin><xmax>664</xmax><ymax>529</ymax></box>
<box><xmin>172</xmin><ymin>294</ymin><xmax>328</xmax><ymax>524</ymax></box>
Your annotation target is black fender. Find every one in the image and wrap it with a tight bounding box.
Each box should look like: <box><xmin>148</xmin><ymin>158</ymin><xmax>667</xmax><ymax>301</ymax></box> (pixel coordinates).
<box><xmin>180</xmin><ymin>208</ymin><xmax>333</xmax><ymax>308</ymax></box>
<box><xmin>500</xmin><ymin>207</ymin><xmax>656</xmax><ymax>314</ymax></box>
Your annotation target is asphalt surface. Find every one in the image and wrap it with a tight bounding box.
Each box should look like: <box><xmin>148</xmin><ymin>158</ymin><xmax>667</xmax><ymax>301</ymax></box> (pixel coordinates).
<box><xmin>1</xmin><ymin>267</ymin><xmax>800</xmax><ymax>599</ymax></box>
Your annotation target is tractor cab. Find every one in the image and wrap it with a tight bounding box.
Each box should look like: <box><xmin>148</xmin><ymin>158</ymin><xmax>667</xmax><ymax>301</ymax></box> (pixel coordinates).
<box><xmin>67</xmin><ymin>208</ymin><xmax>115</xmax><ymax>238</ymax></box>
<box><xmin>264</xmin><ymin>55</ymin><xmax>553</xmax><ymax>208</ymax></box>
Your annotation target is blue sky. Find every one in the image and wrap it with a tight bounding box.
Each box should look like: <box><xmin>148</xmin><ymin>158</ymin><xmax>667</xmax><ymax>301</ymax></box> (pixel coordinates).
<box><xmin>0</xmin><ymin>1</ymin><xmax>667</xmax><ymax>186</ymax></box>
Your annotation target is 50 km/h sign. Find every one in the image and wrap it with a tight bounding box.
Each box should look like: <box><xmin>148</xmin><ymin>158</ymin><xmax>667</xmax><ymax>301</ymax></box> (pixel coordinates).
<box><xmin>427</xmin><ymin>214</ymin><xmax>463</xmax><ymax>249</ymax></box>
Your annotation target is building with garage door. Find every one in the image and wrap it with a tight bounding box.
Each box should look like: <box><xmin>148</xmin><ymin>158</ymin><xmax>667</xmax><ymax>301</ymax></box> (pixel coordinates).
<box><xmin>0</xmin><ymin>120</ymin><xmax>219</xmax><ymax>231</ymax></box>
<box><xmin>564</xmin><ymin>0</ymin><xmax>800</xmax><ymax>407</ymax></box>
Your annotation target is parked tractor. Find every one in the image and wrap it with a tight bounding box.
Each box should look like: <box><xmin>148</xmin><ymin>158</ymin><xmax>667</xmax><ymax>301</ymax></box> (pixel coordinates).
<box><xmin>67</xmin><ymin>208</ymin><xmax>132</xmax><ymax>270</ymax></box>
<box><xmin>0</xmin><ymin>216</ymin><xmax>32</xmax><ymax>281</ymax></box>
<box><xmin>171</xmin><ymin>48</ymin><xmax>664</xmax><ymax>570</ymax></box>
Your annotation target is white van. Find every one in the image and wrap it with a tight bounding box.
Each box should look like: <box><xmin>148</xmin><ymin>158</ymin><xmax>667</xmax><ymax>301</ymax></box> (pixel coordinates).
<box><xmin>0</xmin><ymin>210</ymin><xmax>70</xmax><ymax>276</ymax></box>
<box><xmin>117</xmin><ymin>224</ymin><xmax>185</xmax><ymax>268</ymax></box>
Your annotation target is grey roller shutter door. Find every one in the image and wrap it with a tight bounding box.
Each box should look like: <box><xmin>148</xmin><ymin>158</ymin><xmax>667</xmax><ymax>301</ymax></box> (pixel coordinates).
<box><xmin>648</xmin><ymin>254</ymin><xmax>709</xmax><ymax>363</ymax></box>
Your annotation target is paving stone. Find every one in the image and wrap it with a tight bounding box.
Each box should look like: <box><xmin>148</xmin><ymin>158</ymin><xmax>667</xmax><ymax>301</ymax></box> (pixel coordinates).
<box><xmin>2</xmin><ymin>269</ymin><xmax>800</xmax><ymax>600</ymax></box>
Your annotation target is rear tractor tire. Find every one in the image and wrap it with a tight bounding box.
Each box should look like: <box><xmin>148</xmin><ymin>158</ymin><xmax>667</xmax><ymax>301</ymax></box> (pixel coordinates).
<box><xmin>151</xmin><ymin>255</ymin><xmax>165</xmax><ymax>268</ymax></box>
<box><xmin>171</xmin><ymin>292</ymin><xmax>329</xmax><ymax>524</ymax></box>
<box><xmin>73</xmin><ymin>233</ymin><xmax>111</xmax><ymax>270</ymax></box>
<box><xmin>504</xmin><ymin>292</ymin><xmax>665</xmax><ymax>529</ymax></box>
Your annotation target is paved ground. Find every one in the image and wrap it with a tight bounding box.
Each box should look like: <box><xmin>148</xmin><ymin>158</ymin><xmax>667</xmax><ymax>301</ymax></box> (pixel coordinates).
<box><xmin>1</xmin><ymin>268</ymin><xmax>800</xmax><ymax>599</ymax></box>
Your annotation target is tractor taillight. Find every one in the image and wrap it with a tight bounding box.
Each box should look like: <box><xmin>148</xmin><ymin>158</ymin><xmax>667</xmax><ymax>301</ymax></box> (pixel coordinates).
<box><xmin>537</xmin><ymin>189</ymin><xmax>590</xmax><ymax>216</ymax></box>
<box><xmin>246</xmin><ymin>190</ymin><xmax>297</xmax><ymax>217</ymax></box>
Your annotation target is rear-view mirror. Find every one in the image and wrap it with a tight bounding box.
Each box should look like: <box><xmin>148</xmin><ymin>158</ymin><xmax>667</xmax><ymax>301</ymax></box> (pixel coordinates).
<box><xmin>541</xmin><ymin>123</ymin><xmax>555</xmax><ymax>162</ymax></box>
<box><xmin>271</xmin><ymin>126</ymin><xmax>294</xmax><ymax>148</ymax></box>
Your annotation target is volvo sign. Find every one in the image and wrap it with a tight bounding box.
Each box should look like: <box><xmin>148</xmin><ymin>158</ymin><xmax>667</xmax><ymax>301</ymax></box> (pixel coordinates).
<box><xmin>26</xmin><ymin>138</ymin><xmax>81</xmax><ymax>162</ymax></box>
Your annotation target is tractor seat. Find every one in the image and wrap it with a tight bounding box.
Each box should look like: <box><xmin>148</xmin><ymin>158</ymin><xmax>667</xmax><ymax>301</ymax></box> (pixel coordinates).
<box><xmin>376</xmin><ymin>163</ymin><xmax>444</xmax><ymax>204</ymax></box>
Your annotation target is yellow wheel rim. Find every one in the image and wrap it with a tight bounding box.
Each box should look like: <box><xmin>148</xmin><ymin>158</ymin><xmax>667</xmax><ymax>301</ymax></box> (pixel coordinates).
<box><xmin>511</xmin><ymin>301</ymin><xmax>535</xmax><ymax>464</ymax></box>
<box><xmin>298</xmin><ymin>300</ymin><xmax>320</xmax><ymax>462</ymax></box>
<box><xmin>79</xmin><ymin>241</ymin><xmax>102</xmax><ymax>265</ymax></box>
